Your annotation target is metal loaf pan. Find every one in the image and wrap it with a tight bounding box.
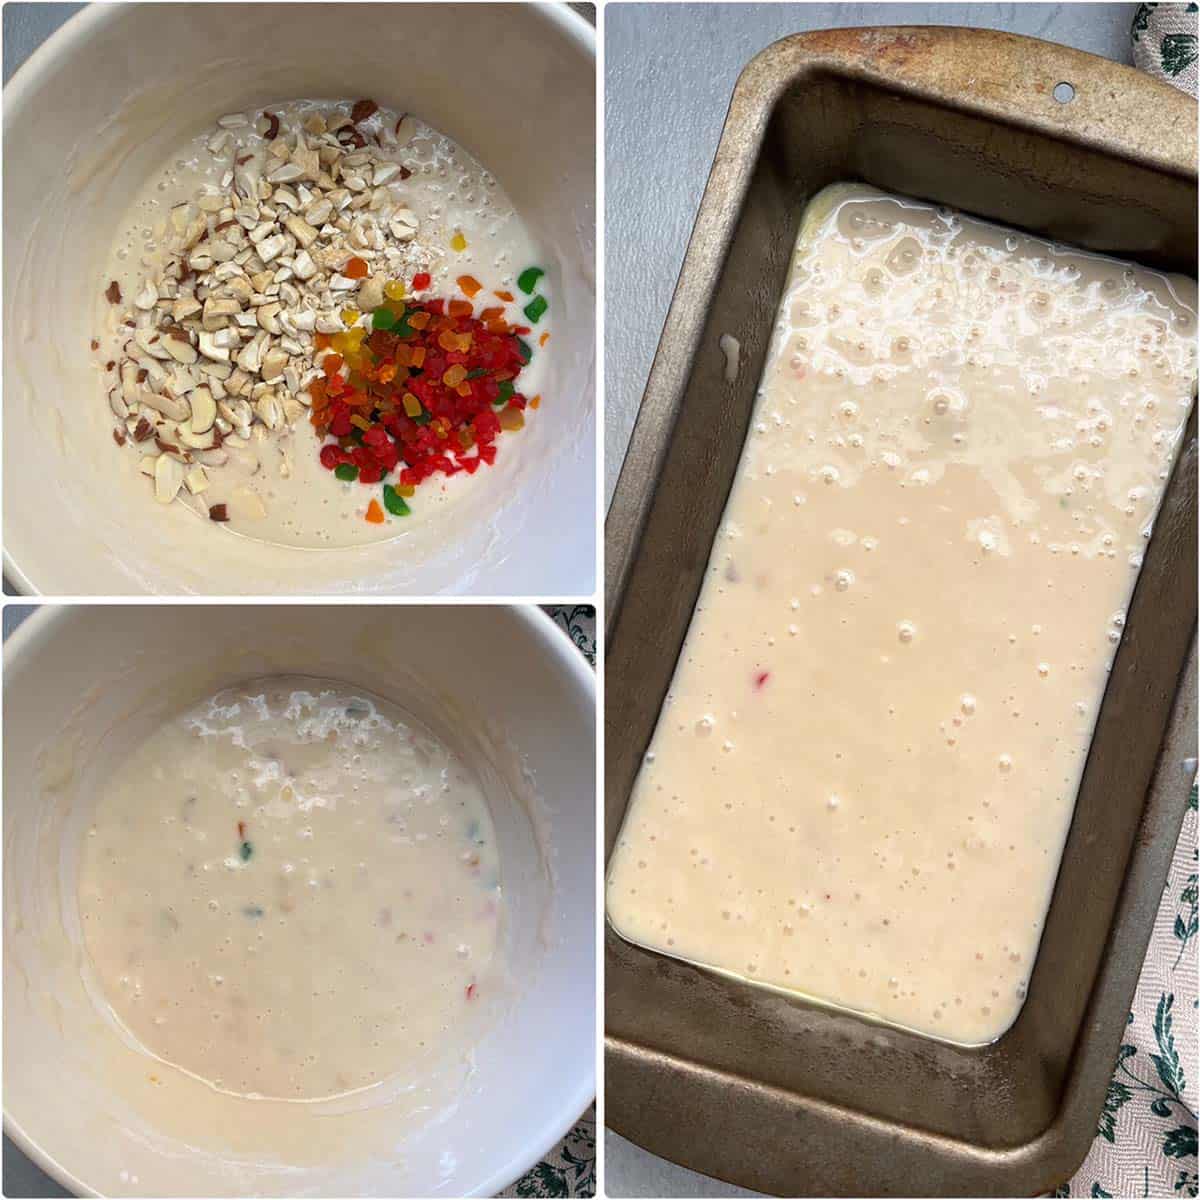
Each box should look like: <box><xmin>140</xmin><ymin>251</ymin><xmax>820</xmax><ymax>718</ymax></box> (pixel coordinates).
<box><xmin>605</xmin><ymin>27</ymin><xmax>1198</xmax><ymax>1198</ymax></box>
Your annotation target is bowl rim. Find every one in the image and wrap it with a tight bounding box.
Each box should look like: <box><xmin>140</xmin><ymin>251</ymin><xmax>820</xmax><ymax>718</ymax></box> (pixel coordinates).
<box><xmin>1</xmin><ymin>0</ymin><xmax>596</xmax><ymax>596</ymax></box>
<box><xmin>3</xmin><ymin>602</ymin><xmax>597</xmax><ymax>1197</ymax></box>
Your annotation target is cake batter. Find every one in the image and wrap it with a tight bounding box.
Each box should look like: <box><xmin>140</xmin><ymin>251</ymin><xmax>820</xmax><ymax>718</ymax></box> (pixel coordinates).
<box><xmin>606</xmin><ymin>183</ymin><xmax>1197</xmax><ymax>1044</ymax></box>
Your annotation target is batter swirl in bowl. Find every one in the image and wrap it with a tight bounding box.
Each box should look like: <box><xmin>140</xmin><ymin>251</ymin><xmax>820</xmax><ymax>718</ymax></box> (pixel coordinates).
<box><xmin>78</xmin><ymin>676</ymin><xmax>504</xmax><ymax>1100</ymax></box>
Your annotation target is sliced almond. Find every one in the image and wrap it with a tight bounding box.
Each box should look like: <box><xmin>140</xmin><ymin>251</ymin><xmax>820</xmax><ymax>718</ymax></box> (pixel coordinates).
<box><xmin>189</xmin><ymin>385</ymin><xmax>217</xmax><ymax>434</ymax></box>
<box><xmin>235</xmin><ymin>338</ymin><xmax>263</xmax><ymax>373</ymax></box>
<box><xmin>162</xmin><ymin>330</ymin><xmax>198</xmax><ymax>364</ymax></box>
<box><xmin>184</xmin><ymin>466</ymin><xmax>210</xmax><ymax>494</ymax></box>
<box><xmin>135</xmin><ymin>327</ymin><xmax>172</xmax><ymax>361</ymax></box>
<box><xmin>154</xmin><ymin>453</ymin><xmax>185</xmax><ymax>503</ymax></box>
<box><xmin>139</xmin><ymin>391</ymin><xmax>190</xmax><ymax>422</ymax></box>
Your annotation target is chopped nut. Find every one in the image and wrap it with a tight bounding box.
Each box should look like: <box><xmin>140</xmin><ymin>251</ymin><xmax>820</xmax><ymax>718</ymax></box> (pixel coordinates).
<box><xmin>196</xmin><ymin>330</ymin><xmax>230</xmax><ymax>362</ymax></box>
<box><xmin>351</xmin><ymin>98</ymin><xmax>379</xmax><ymax>124</ymax></box>
<box><xmin>172</xmin><ymin>296</ymin><xmax>202</xmax><ymax>322</ymax></box>
<box><xmin>257</xmin><ymin>302</ymin><xmax>283</xmax><ymax>334</ymax></box>
<box><xmin>257</xmin><ymin>233</ymin><xmax>288</xmax><ymax>263</ymax></box>
<box><xmin>260</xmin><ymin>347</ymin><xmax>288</xmax><ymax>382</ymax></box>
<box><xmin>283</xmin><ymin>215</ymin><xmax>319</xmax><ymax>248</ymax></box>
<box><xmin>266</xmin><ymin>161</ymin><xmax>304</xmax><ymax>184</ymax></box>
<box><xmin>357</xmin><ymin>275</ymin><xmax>384</xmax><ymax>311</ymax></box>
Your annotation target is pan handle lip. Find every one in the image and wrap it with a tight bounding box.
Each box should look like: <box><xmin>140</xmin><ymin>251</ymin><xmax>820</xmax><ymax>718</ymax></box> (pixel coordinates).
<box><xmin>733</xmin><ymin>24</ymin><xmax>1198</xmax><ymax>179</ymax></box>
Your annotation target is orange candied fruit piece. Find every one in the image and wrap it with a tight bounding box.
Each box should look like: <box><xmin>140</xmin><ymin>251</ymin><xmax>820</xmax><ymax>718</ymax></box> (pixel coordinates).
<box><xmin>315</xmin><ymin>331</ymin><xmax>333</xmax><ymax>351</ymax></box>
<box><xmin>344</xmin><ymin>256</ymin><xmax>369</xmax><ymax>280</ymax></box>
<box><xmin>539</xmin><ymin>331</ymin><xmax>550</xmax><ymax>347</ymax></box>
<box><xmin>530</xmin><ymin>394</ymin><xmax>541</xmax><ymax>410</ymax></box>
<box><xmin>407</xmin><ymin>311</ymin><xmax>431</xmax><ymax>330</ymax></box>
<box><xmin>443</xmin><ymin>364</ymin><xmax>468</xmax><ymax>388</ymax></box>
<box><xmin>447</xmin><ymin>299</ymin><xmax>473</xmax><ymax>320</ymax></box>
<box><xmin>365</xmin><ymin>498</ymin><xmax>386</xmax><ymax>524</ymax></box>
<box><xmin>410</xmin><ymin>346</ymin><xmax>426</xmax><ymax>367</ymax></box>
<box><xmin>402</xmin><ymin>392</ymin><xmax>422</xmax><ymax>418</ymax></box>
<box><xmin>437</xmin><ymin>329</ymin><xmax>461</xmax><ymax>353</ymax></box>
<box><xmin>378</xmin><ymin>363</ymin><xmax>396</xmax><ymax>383</ymax></box>
<box><xmin>494</xmin><ymin>290</ymin><xmax>514</xmax><ymax>302</ymax></box>
<box><xmin>486</xmin><ymin>319</ymin><xmax>510</xmax><ymax>335</ymax></box>
<box><xmin>322</xmin><ymin>354</ymin><xmax>344</xmax><ymax>377</ymax></box>
<box><xmin>479</xmin><ymin>306</ymin><xmax>504</xmax><ymax>321</ymax></box>
<box><xmin>457</xmin><ymin>275</ymin><xmax>483</xmax><ymax>299</ymax></box>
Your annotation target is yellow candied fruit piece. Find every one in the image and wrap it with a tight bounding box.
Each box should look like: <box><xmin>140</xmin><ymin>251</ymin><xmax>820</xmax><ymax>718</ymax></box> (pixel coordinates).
<box><xmin>384</xmin><ymin>280</ymin><xmax>407</xmax><ymax>301</ymax></box>
<box><xmin>499</xmin><ymin>407</ymin><xmax>525</xmax><ymax>432</ymax></box>
<box><xmin>341</xmin><ymin>307</ymin><xmax>360</xmax><ymax>327</ymax></box>
<box><xmin>350</xmin><ymin>414</ymin><xmax>372</xmax><ymax>432</ymax></box>
<box><xmin>450</xmin><ymin>232</ymin><xmax>468</xmax><ymax>252</ymax></box>
<box><xmin>398</xmin><ymin>483</ymin><xmax>416</xmax><ymax>498</ymax></box>
<box><xmin>330</xmin><ymin>332</ymin><xmax>351</xmax><ymax>354</ymax></box>
<box><xmin>443</xmin><ymin>364</ymin><xmax>468</xmax><ymax>388</ymax></box>
<box><xmin>402</xmin><ymin>392</ymin><xmax>422</xmax><ymax>418</ymax></box>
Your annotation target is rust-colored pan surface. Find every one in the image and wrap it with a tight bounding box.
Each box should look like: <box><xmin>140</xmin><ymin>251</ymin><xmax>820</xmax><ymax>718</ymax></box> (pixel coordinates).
<box><xmin>605</xmin><ymin>26</ymin><xmax>1197</xmax><ymax>1197</ymax></box>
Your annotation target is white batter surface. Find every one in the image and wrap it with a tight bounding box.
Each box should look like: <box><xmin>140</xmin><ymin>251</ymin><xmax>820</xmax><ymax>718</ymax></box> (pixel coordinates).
<box><xmin>607</xmin><ymin>183</ymin><xmax>1197</xmax><ymax>1044</ymax></box>
<box><xmin>78</xmin><ymin>676</ymin><xmax>504</xmax><ymax>1099</ymax></box>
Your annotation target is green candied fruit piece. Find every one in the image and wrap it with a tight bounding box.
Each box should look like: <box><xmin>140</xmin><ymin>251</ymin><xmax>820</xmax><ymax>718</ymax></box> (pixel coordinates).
<box><xmin>517</xmin><ymin>266</ymin><xmax>545</xmax><ymax>295</ymax></box>
<box><xmin>382</xmin><ymin>484</ymin><xmax>411</xmax><ymax>517</ymax></box>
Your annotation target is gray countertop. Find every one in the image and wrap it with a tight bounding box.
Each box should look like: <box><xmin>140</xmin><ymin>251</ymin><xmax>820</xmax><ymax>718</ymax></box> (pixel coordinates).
<box><xmin>604</xmin><ymin>4</ymin><xmax>1140</xmax><ymax>1195</ymax></box>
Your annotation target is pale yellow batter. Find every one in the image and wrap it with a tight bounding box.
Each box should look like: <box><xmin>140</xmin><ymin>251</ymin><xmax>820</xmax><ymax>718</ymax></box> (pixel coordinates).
<box><xmin>607</xmin><ymin>184</ymin><xmax>1197</xmax><ymax>1044</ymax></box>
<box><xmin>79</xmin><ymin>676</ymin><xmax>503</xmax><ymax>1099</ymax></box>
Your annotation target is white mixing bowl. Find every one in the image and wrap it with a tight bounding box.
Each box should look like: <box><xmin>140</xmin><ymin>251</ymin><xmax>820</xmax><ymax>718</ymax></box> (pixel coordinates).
<box><xmin>3</xmin><ymin>604</ymin><xmax>596</xmax><ymax>1196</ymax></box>
<box><xmin>3</xmin><ymin>3</ymin><xmax>595</xmax><ymax>595</ymax></box>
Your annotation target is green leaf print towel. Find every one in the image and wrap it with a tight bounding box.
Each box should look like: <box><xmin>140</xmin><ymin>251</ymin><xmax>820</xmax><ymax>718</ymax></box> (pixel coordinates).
<box><xmin>1132</xmin><ymin>3</ymin><xmax>1198</xmax><ymax>95</ymax></box>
